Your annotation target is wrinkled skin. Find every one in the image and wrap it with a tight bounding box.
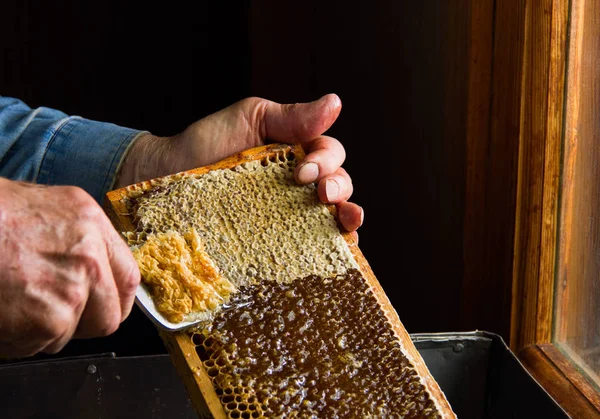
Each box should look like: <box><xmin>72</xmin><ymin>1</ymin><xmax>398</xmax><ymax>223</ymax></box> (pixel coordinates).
<box><xmin>0</xmin><ymin>180</ymin><xmax>139</xmax><ymax>356</ymax></box>
<box><xmin>0</xmin><ymin>94</ymin><xmax>363</xmax><ymax>357</ymax></box>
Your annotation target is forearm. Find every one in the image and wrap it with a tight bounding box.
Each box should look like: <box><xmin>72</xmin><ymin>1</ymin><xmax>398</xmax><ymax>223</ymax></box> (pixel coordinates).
<box><xmin>0</xmin><ymin>96</ymin><xmax>145</xmax><ymax>202</ymax></box>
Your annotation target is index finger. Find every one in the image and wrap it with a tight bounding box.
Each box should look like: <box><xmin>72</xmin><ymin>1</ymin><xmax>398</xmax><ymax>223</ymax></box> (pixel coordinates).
<box><xmin>295</xmin><ymin>136</ymin><xmax>346</xmax><ymax>184</ymax></box>
<box><xmin>99</xmin><ymin>217</ymin><xmax>141</xmax><ymax>322</ymax></box>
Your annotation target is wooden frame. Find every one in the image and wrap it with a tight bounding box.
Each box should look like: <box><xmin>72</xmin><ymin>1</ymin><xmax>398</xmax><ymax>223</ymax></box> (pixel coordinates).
<box><xmin>510</xmin><ymin>0</ymin><xmax>600</xmax><ymax>417</ymax></box>
<box><xmin>511</xmin><ymin>0</ymin><xmax>567</xmax><ymax>352</ymax></box>
<box><xmin>104</xmin><ymin>144</ymin><xmax>455</xmax><ymax>418</ymax></box>
<box><xmin>521</xmin><ymin>345</ymin><xmax>600</xmax><ymax>418</ymax></box>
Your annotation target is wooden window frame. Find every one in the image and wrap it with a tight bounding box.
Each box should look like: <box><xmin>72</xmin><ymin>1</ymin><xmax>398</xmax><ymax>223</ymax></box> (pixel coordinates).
<box><xmin>508</xmin><ymin>0</ymin><xmax>600</xmax><ymax>417</ymax></box>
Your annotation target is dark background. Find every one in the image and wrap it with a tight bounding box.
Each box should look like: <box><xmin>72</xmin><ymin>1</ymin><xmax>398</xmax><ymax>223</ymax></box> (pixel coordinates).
<box><xmin>1</xmin><ymin>2</ymin><xmax>476</xmax><ymax>356</ymax></box>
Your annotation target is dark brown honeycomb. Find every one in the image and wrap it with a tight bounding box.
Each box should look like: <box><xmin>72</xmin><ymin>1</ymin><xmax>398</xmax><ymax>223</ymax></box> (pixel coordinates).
<box><xmin>190</xmin><ymin>270</ymin><xmax>441</xmax><ymax>419</ymax></box>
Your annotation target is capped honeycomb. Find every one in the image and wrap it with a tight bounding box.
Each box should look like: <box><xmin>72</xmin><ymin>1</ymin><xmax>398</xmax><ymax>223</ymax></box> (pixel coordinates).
<box><xmin>190</xmin><ymin>270</ymin><xmax>440</xmax><ymax>419</ymax></box>
<box><xmin>125</xmin><ymin>150</ymin><xmax>358</xmax><ymax>289</ymax></box>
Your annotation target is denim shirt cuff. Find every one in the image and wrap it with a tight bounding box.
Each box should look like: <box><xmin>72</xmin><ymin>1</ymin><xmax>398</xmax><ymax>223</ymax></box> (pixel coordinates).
<box><xmin>37</xmin><ymin>117</ymin><xmax>145</xmax><ymax>203</ymax></box>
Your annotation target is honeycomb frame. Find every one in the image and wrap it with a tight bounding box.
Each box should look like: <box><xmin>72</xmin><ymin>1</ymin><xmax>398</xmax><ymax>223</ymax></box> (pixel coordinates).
<box><xmin>104</xmin><ymin>143</ymin><xmax>456</xmax><ymax>419</ymax></box>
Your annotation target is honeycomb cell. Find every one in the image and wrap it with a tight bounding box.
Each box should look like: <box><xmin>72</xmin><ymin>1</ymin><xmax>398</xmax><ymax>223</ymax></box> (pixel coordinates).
<box><xmin>191</xmin><ymin>333</ymin><xmax>205</xmax><ymax>346</ymax></box>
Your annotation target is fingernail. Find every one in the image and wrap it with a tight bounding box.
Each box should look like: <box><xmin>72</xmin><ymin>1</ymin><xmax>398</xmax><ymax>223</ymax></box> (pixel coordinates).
<box><xmin>360</xmin><ymin>207</ymin><xmax>364</xmax><ymax>225</ymax></box>
<box><xmin>325</xmin><ymin>179</ymin><xmax>339</xmax><ymax>202</ymax></box>
<box><xmin>297</xmin><ymin>162</ymin><xmax>319</xmax><ymax>183</ymax></box>
<box><xmin>330</xmin><ymin>93</ymin><xmax>341</xmax><ymax>108</ymax></box>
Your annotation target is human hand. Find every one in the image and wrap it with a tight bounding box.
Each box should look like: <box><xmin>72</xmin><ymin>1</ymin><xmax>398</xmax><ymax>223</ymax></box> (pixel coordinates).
<box><xmin>116</xmin><ymin>94</ymin><xmax>363</xmax><ymax>236</ymax></box>
<box><xmin>0</xmin><ymin>178</ymin><xmax>140</xmax><ymax>357</ymax></box>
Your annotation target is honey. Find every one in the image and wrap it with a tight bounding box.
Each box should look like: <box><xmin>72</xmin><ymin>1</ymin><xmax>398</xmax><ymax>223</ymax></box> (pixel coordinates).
<box><xmin>190</xmin><ymin>270</ymin><xmax>441</xmax><ymax>419</ymax></box>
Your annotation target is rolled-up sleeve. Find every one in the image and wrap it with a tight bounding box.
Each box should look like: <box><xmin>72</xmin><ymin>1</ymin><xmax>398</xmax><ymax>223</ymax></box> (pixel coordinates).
<box><xmin>0</xmin><ymin>96</ymin><xmax>144</xmax><ymax>203</ymax></box>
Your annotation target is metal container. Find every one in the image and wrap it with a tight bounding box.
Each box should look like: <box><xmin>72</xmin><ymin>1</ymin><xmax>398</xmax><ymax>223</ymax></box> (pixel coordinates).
<box><xmin>412</xmin><ymin>331</ymin><xmax>568</xmax><ymax>418</ymax></box>
<box><xmin>0</xmin><ymin>331</ymin><xmax>567</xmax><ymax>418</ymax></box>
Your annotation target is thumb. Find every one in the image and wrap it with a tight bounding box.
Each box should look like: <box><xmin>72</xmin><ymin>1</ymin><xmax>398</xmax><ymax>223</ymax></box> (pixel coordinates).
<box><xmin>254</xmin><ymin>94</ymin><xmax>342</xmax><ymax>144</ymax></box>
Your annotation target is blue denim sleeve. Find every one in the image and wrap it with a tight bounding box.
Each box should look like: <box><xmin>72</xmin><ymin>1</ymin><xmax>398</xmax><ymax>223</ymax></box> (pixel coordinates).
<box><xmin>0</xmin><ymin>96</ymin><xmax>144</xmax><ymax>203</ymax></box>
